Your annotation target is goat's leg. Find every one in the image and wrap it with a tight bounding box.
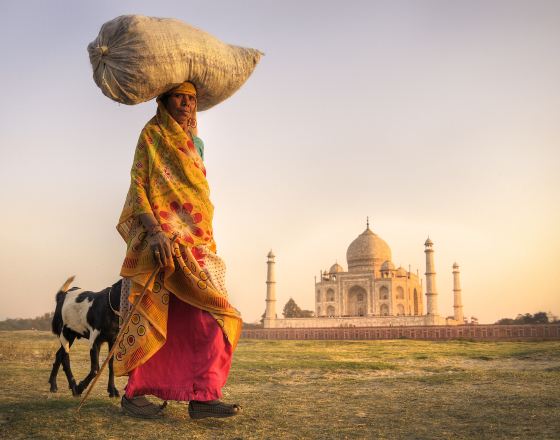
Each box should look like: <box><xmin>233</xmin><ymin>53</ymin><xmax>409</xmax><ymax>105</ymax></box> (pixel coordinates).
<box><xmin>107</xmin><ymin>341</ymin><xmax>120</xmax><ymax>398</ymax></box>
<box><xmin>59</xmin><ymin>335</ymin><xmax>79</xmax><ymax>396</ymax></box>
<box><xmin>48</xmin><ymin>345</ymin><xmax>66</xmax><ymax>392</ymax></box>
<box><xmin>76</xmin><ymin>339</ymin><xmax>100</xmax><ymax>395</ymax></box>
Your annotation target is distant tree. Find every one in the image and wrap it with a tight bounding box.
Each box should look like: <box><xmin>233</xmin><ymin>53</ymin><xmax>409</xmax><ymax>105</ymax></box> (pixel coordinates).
<box><xmin>496</xmin><ymin>317</ymin><xmax>516</xmax><ymax>325</ymax></box>
<box><xmin>495</xmin><ymin>312</ymin><xmax>551</xmax><ymax>325</ymax></box>
<box><xmin>283</xmin><ymin>298</ymin><xmax>302</xmax><ymax>318</ymax></box>
<box><xmin>516</xmin><ymin>313</ymin><xmax>533</xmax><ymax>324</ymax></box>
<box><xmin>282</xmin><ymin>299</ymin><xmax>314</xmax><ymax>318</ymax></box>
<box><xmin>532</xmin><ymin>312</ymin><xmax>549</xmax><ymax>324</ymax></box>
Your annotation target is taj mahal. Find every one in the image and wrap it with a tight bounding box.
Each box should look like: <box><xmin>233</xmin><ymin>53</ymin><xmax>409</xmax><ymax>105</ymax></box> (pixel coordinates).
<box><xmin>263</xmin><ymin>221</ymin><xmax>465</xmax><ymax>328</ymax></box>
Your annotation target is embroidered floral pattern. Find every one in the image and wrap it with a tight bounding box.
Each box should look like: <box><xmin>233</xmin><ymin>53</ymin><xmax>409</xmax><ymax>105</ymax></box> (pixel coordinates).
<box><xmin>159</xmin><ymin>201</ymin><xmax>204</xmax><ymax>244</ymax></box>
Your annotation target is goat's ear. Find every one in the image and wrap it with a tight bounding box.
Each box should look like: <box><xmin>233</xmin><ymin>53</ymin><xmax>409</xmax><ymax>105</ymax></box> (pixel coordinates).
<box><xmin>59</xmin><ymin>276</ymin><xmax>75</xmax><ymax>293</ymax></box>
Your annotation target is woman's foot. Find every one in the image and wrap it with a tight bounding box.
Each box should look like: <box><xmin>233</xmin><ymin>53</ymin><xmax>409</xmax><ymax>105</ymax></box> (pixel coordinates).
<box><xmin>121</xmin><ymin>395</ymin><xmax>167</xmax><ymax>419</ymax></box>
<box><xmin>188</xmin><ymin>400</ymin><xmax>241</xmax><ymax>419</ymax></box>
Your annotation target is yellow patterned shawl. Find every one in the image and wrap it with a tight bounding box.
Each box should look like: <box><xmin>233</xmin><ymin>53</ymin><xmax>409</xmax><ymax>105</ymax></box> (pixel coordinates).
<box><xmin>114</xmin><ymin>97</ymin><xmax>242</xmax><ymax>376</ymax></box>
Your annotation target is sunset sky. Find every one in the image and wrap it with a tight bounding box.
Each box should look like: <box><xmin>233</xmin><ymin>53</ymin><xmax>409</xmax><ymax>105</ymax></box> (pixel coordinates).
<box><xmin>0</xmin><ymin>0</ymin><xmax>558</xmax><ymax>324</ymax></box>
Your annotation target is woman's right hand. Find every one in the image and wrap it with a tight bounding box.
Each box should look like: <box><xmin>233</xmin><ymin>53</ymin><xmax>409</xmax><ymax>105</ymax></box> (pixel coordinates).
<box><xmin>147</xmin><ymin>230</ymin><xmax>173</xmax><ymax>267</ymax></box>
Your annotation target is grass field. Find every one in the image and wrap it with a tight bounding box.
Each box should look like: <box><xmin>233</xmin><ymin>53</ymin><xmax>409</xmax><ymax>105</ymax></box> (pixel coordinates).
<box><xmin>0</xmin><ymin>331</ymin><xmax>559</xmax><ymax>439</ymax></box>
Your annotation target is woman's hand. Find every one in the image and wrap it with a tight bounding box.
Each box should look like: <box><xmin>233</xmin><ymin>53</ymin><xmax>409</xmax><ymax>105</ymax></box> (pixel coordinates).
<box><xmin>147</xmin><ymin>230</ymin><xmax>173</xmax><ymax>267</ymax></box>
<box><xmin>137</xmin><ymin>213</ymin><xmax>173</xmax><ymax>267</ymax></box>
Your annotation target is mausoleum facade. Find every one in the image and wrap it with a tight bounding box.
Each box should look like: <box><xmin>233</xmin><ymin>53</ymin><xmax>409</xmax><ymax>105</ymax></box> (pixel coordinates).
<box><xmin>263</xmin><ymin>222</ymin><xmax>464</xmax><ymax>328</ymax></box>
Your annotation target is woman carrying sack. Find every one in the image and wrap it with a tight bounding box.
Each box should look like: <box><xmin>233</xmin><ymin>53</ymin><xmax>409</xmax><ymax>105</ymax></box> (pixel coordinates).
<box><xmin>115</xmin><ymin>81</ymin><xmax>242</xmax><ymax>419</ymax></box>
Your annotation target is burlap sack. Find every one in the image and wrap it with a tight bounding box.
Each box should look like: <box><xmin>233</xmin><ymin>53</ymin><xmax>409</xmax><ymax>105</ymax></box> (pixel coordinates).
<box><xmin>88</xmin><ymin>15</ymin><xmax>262</xmax><ymax>110</ymax></box>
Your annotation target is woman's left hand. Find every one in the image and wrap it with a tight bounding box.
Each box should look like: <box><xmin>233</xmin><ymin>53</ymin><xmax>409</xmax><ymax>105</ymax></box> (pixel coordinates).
<box><xmin>147</xmin><ymin>231</ymin><xmax>173</xmax><ymax>267</ymax></box>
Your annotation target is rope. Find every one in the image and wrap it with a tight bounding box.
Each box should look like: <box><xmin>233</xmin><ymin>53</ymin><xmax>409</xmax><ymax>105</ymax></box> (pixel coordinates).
<box><xmin>106</xmin><ymin>286</ymin><xmax>120</xmax><ymax>316</ymax></box>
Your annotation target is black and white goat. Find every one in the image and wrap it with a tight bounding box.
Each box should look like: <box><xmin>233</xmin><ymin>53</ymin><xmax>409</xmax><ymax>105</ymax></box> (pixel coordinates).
<box><xmin>48</xmin><ymin>276</ymin><xmax>121</xmax><ymax>398</ymax></box>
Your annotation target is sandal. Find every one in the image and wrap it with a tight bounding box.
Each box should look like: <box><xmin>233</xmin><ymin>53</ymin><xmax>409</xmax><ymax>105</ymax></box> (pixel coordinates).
<box><xmin>188</xmin><ymin>400</ymin><xmax>242</xmax><ymax>419</ymax></box>
<box><xmin>121</xmin><ymin>395</ymin><xmax>167</xmax><ymax>419</ymax></box>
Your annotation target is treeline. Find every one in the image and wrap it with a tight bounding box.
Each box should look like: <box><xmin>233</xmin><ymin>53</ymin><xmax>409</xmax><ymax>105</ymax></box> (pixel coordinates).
<box><xmin>0</xmin><ymin>312</ymin><xmax>54</xmax><ymax>331</ymax></box>
<box><xmin>5</xmin><ymin>310</ymin><xmax>557</xmax><ymax>331</ymax></box>
<box><xmin>495</xmin><ymin>312</ymin><xmax>558</xmax><ymax>325</ymax></box>
<box><xmin>0</xmin><ymin>312</ymin><xmax>270</xmax><ymax>331</ymax></box>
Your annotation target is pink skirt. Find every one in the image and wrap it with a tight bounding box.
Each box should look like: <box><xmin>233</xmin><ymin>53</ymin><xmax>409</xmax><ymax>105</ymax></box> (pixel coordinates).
<box><xmin>125</xmin><ymin>292</ymin><xmax>233</xmax><ymax>401</ymax></box>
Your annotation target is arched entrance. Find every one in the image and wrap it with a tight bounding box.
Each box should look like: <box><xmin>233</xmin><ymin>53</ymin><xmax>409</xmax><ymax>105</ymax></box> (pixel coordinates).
<box><xmin>380</xmin><ymin>304</ymin><xmax>389</xmax><ymax>316</ymax></box>
<box><xmin>346</xmin><ymin>285</ymin><xmax>367</xmax><ymax>316</ymax></box>
<box><xmin>379</xmin><ymin>286</ymin><xmax>389</xmax><ymax>300</ymax></box>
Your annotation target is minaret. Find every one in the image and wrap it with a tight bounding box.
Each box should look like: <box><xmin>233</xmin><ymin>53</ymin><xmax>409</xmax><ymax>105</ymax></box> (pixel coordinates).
<box><xmin>264</xmin><ymin>250</ymin><xmax>277</xmax><ymax>328</ymax></box>
<box><xmin>424</xmin><ymin>237</ymin><xmax>438</xmax><ymax>316</ymax></box>
<box><xmin>452</xmin><ymin>262</ymin><xmax>464</xmax><ymax>323</ymax></box>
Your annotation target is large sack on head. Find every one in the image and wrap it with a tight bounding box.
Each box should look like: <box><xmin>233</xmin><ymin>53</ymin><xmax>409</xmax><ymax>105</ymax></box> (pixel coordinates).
<box><xmin>88</xmin><ymin>15</ymin><xmax>262</xmax><ymax>110</ymax></box>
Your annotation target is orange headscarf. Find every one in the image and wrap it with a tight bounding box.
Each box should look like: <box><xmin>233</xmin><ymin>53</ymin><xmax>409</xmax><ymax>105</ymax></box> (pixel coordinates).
<box><xmin>166</xmin><ymin>81</ymin><xmax>197</xmax><ymax>96</ymax></box>
<box><xmin>158</xmin><ymin>81</ymin><xmax>198</xmax><ymax>136</ymax></box>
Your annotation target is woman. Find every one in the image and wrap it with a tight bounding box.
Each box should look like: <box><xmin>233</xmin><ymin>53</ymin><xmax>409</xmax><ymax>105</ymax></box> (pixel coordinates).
<box><xmin>115</xmin><ymin>81</ymin><xmax>242</xmax><ymax>419</ymax></box>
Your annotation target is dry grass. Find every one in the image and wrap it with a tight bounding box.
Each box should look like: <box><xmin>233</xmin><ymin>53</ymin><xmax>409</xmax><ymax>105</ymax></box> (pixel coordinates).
<box><xmin>0</xmin><ymin>331</ymin><xmax>559</xmax><ymax>439</ymax></box>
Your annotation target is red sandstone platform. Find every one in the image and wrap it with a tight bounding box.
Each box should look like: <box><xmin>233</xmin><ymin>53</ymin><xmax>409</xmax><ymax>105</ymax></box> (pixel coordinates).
<box><xmin>242</xmin><ymin>324</ymin><xmax>560</xmax><ymax>341</ymax></box>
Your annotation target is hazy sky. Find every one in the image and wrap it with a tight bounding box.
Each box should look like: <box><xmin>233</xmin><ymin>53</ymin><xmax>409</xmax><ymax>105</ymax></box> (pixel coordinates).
<box><xmin>0</xmin><ymin>0</ymin><xmax>558</xmax><ymax>324</ymax></box>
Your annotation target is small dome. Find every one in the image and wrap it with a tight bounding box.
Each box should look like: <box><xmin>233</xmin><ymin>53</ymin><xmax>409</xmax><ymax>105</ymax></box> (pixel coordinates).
<box><xmin>453</xmin><ymin>262</ymin><xmax>459</xmax><ymax>268</ymax></box>
<box><xmin>424</xmin><ymin>237</ymin><xmax>433</xmax><ymax>246</ymax></box>
<box><xmin>381</xmin><ymin>260</ymin><xmax>395</xmax><ymax>271</ymax></box>
<box><xmin>346</xmin><ymin>227</ymin><xmax>392</xmax><ymax>272</ymax></box>
<box><xmin>396</xmin><ymin>266</ymin><xmax>407</xmax><ymax>277</ymax></box>
<box><xmin>329</xmin><ymin>263</ymin><xmax>344</xmax><ymax>274</ymax></box>
<box><xmin>267</xmin><ymin>250</ymin><xmax>275</xmax><ymax>258</ymax></box>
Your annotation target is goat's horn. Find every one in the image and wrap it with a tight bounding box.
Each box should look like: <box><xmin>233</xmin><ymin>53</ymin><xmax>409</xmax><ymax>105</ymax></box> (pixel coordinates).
<box><xmin>59</xmin><ymin>275</ymin><xmax>75</xmax><ymax>293</ymax></box>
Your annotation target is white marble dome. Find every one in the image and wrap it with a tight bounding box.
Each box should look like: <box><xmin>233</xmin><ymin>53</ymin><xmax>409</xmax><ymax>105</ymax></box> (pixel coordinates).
<box><xmin>329</xmin><ymin>263</ymin><xmax>344</xmax><ymax>274</ymax></box>
<box><xmin>346</xmin><ymin>227</ymin><xmax>392</xmax><ymax>272</ymax></box>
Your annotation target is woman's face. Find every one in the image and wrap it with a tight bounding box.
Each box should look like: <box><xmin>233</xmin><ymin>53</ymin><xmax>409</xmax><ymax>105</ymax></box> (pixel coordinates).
<box><xmin>164</xmin><ymin>93</ymin><xmax>196</xmax><ymax>126</ymax></box>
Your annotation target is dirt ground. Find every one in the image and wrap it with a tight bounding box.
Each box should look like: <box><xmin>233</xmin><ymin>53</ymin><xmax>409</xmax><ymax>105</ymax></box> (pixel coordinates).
<box><xmin>1</xmin><ymin>331</ymin><xmax>559</xmax><ymax>439</ymax></box>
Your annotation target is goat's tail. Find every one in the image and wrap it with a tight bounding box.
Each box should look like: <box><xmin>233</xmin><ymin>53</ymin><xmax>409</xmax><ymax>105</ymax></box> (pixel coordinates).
<box><xmin>58</xmin><ymin>276</ymin><xmax>75</xmax><ymax>294</ymax></box>
<box><xmin>52</xmin><ymin>276</ymin><xmax>75</xmax><ymax>335</ymax></box>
